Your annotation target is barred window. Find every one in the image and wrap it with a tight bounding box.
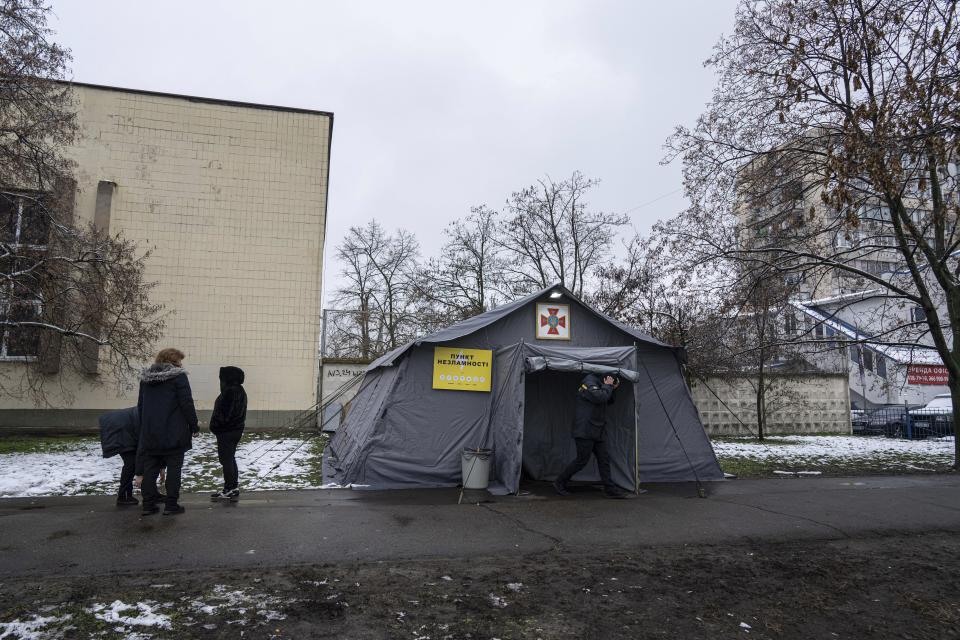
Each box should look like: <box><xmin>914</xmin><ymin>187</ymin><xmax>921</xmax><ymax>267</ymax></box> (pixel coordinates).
<box><xmin>0</xmin><ymin>192</ymin><xmax>48</xmax><ymax>361</ymax></box>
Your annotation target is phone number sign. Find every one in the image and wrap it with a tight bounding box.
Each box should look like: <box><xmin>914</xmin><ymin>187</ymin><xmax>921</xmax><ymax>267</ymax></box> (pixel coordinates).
<box><xmin>907</xmin><ymin>364</ymin><xmax>949</xmax><ymax>385</ymax></box>
<box><xmin>433</xmin><ymin>347</ymin><xmax>492</xmax><ymax>392</ymax></box>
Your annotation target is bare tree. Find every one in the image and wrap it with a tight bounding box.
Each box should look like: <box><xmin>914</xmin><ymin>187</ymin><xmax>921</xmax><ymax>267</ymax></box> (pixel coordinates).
<box><xmin>498</xmin><ymin>172</ymin><xmax>627</xmax><ymax>297</ymax></box>
<box><xmin>664</xmin><ymin>0</ymin><xmax>960</xmax><ymax>464</ymax></box>
<box><xmin>591</xmin><ymin>233</ymin><xmax>706</xmax><ymax>347</ymax></box>
<box><xmin>1</xmin><ymin>0</ymin><xmax>165</xmax><ymax>403</ymax></box>
<box><xmin>412</xmin><ymin>205</ymin><xmax>506</xmax><ymax>327</ymax></box>
<box><xmin>724</xmin><ymin>268</ymin><xmax>808</xmax><ymax>439</ymax></box>
<box><xmin>333</xmin><ymin>220</ymin><xmax>420</xmax><ymax>359</ymax></box>
<box><xmin>593</xmin><ymin>231</ymin><xmax>806</xmax><ymax>439</ymax></box>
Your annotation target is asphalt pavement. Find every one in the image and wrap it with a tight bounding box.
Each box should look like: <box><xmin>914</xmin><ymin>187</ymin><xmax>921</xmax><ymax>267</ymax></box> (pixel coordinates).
<box><xmin>1</xmin><ymin>474</ymin><xmax>959</xmax><ymax>578</ymax></box>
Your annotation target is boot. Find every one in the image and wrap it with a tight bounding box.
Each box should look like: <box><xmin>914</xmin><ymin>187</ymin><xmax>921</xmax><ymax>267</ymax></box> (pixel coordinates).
<box><xmin>116</xmin><ymin>490</ymin><xmax>139</xmax><ymax>506</ymax></box>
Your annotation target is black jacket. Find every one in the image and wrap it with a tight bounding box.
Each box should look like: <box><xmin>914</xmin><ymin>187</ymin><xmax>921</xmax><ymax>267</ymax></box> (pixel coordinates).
<box><xmin>572</xmin><ymin>373</ymin><xmax>616</xmax><ymax>441</ymax></box>
<box><xmin>210</xmin><ymin>366</ymin><xmax>247</xmax><ymax>434</ymax></box>
<box><xmin>99</xmin><ymin>407</ymin><xmax>140</xmax><ymax>458</ymax></box>
<box><xmin>135</xmin><ymin>363</ymin><xmax>199</xmax><ymax>472</ymax></box>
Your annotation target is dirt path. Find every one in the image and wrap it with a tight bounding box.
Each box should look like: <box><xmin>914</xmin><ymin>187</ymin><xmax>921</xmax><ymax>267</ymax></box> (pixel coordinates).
<box><xmin>2</xmin><ymin>532</ymin><xmax>958</xmax><ymax>639</ymax></box>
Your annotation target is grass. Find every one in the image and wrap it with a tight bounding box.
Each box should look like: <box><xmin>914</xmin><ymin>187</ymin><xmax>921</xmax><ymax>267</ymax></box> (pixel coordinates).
<box><xmin>0</xmin><ymin>435</ymin><xmax>95</xmax><ymax>455</ymax></box>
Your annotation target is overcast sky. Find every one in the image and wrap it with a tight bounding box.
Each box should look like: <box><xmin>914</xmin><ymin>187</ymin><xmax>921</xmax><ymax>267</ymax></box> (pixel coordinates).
<box><xmin>49</xmin><ymin>1</ymin><xmax>739</xmax><ymax>305</ymax></box>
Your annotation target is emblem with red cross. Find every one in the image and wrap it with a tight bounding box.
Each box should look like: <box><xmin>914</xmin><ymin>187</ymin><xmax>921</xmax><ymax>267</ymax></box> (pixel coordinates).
<box><xmin>540</xmin><ymin>307</ymin><xmax>567</xmax><ymax>335</ymax></box>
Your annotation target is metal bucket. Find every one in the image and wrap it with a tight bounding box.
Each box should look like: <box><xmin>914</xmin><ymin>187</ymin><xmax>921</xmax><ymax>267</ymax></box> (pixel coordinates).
<box><xmin>461</xmin><ymin>447</ymin><xmax>493</xmax><ymax>490</ymax></box>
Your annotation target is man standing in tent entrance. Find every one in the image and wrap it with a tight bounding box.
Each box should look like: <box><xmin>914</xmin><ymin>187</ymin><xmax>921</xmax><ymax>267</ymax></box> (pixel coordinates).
<box><xmin>554</xmin><ymin>373</ymin><xmax>628</xmax><ymax>499</ymax></box>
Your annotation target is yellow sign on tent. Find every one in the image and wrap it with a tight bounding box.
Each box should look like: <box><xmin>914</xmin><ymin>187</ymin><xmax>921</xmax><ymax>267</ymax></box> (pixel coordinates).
<box><xmin>433</xmin><ymin>347</ymin><xmax>493</xmax><ymax>392</ymax></box>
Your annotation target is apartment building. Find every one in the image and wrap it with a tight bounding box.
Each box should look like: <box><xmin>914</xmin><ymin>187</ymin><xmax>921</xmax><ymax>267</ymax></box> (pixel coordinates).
<box><xmin>735</xmin><ymin>155</ymin><xmax>953</xmax><ymax>409</ymax></box>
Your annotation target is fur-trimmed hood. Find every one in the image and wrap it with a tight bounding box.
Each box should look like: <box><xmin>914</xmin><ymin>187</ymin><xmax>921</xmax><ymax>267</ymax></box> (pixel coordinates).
<box><xmin>140</xmin><ymin>362</ymin><xmax>187</xmax><ymax>384</ymax></box>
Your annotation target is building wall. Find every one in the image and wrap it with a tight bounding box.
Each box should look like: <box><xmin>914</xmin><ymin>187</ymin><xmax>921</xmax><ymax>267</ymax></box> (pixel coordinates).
<box><xmin>0</xmin><ymin>84</ymin><xmax>332</xmax><ymax>429</ymax></box>
<box><xmin>319</xmin><ymin>360</ymin><xmax>368</xmax><ymax>405</ymax></box>
<box><xmin>689</xmin><ymin>373</ymin><xmax>851</xmax><ymax>436</ymax></box>
<box><xmin>812</xmin><ymin>297</ymin><xmax>949</xmax><ymax>408</ymax></box>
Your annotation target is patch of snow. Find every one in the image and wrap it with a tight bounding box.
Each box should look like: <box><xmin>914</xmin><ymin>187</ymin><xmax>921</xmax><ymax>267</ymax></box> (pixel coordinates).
<box><xmin>186</xmin><ymin>584</ymin><xmax>287</xmax><ymax>622</ymax></box>
<box><xmin>713</xmin><ymin>435</ymin><xmax>954</xmax><ymax>465</ymax></box>
<box><xmin>0</xmin><ymin>614</ymin><xmax>71</xmax><ymax>639</ymax></box>
<box><xmin>0</xmin><ymin>434</ymin><xmax>324</xmax><ymax>497</ymax></box>
<box><xmin>488</xmin><ymin>594</ymin><xmax>508</xmax><ymax>608</ymax></box>
<box><xmin>89</xmin><ymin>600</ymin><xmax>171</xmax><ymax>630</ymax></box>
<box><xmin>740</xmin><ymin>622</ymin><xmax>752</xmax><ymax>629</ymax></box>
<box><xmin>506</xmin><ymin>583</ymin><xmax>523</xmax><ymax>592</ymax></box>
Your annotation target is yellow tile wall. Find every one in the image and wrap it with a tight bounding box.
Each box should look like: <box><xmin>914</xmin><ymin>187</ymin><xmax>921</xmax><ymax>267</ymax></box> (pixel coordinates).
<box><xmin>1</xmin><ymin>84</ymin><xmax>331</xmax><ymax>416</ymax></box>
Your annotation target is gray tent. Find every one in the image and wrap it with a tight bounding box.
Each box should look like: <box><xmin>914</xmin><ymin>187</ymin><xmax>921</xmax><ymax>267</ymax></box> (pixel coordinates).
<box><xmin>322</xmin><ymin>285</ymin><xmax>723</xmax><ymax>494</ymax></box>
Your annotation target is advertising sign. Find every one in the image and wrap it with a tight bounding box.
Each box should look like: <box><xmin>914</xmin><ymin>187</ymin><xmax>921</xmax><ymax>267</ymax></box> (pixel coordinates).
<box><xmin>433</xmin><ymin>347</ymin><xmax>493</xmax><ymax>392</ymax></box>
<box><xmin>907</xmin><ymin>364</ymin><xmax>949</xmax><ymax>385</ymax></box>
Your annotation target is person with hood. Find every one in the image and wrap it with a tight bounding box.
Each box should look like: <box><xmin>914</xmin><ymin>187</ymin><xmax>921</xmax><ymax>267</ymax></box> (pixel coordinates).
<box><xmin>98</xmin><ymin>406</ymin><xmax>141</xmax><ymax>506</ymax></box>
<box><xmin>209</xmin><ymin>366</ymin><xmax>247</xmax><ymax>501</ymax></box>
<box><xmin>134</xmin><ymin>347</ymin><xmax>199</xmax><ymax>515</ymax></box>
<box><xmin>553</xmin><ymin>373</ymin><xmax>628</xmax><ymax>499</ymax></box>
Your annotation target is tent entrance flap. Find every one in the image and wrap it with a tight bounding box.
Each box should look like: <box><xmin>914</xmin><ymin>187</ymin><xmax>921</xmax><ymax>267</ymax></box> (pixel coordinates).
<box><xmin>520</xmin><ymin>366</ymin><xmax>638</xmax><ymax>491</ymax></box>
<box><xmin>524</xmin><ymin>356</ymin><xmax>640</xmax><ymax>382</ymax></box>
<box><xmin>521</xmin><ymin>370</ymin><xmax>596</xmax><ymax>482</ymax></box>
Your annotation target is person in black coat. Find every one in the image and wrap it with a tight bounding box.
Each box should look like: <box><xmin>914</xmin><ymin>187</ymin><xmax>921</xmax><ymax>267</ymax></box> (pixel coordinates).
<box><xmin>98</xmin><ymin>406</ymin><xmax>140</xmax><ymax>506</ymax></box>
<box><xmin>553</xmin><ymin>373</ymin><xmax>628</xmax><ymax>499</ymax></box>
<box><xmin>134</xmin><ymin>347</ymin><xmax>199</xmax><ymax>515</ymax></box>
<box><xmin>209</xmin><ymin>366</ymin><xmax>247</xmax><ymax>500</ymax></box>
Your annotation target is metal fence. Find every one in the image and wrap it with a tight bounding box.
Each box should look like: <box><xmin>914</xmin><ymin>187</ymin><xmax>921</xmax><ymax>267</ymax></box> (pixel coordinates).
<box><xmin>852</xmin><ymin>406</ymin><xmax>954</xmax><ymax>439</ymax></box>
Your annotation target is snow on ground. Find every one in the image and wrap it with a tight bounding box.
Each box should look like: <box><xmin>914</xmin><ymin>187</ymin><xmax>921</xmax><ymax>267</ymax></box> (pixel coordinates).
<box><xmin>89</xmin><ymin>600</ymin><xmax>172</xmax><ymax>630</ymax></box>
<box><xmin>0</xmin><ymin>433</ymin><xmax>322</xmax><ymax>498</ymax></box>
<box><xmin>0</xmin><ymin>590</ymin><xmax>297</xmax><ymax>638</ymax></box>
<box><xmin>713</xmin><ymin>435</ymin><xmax>955</xmax><ymax>466</ymax></box>
<box><xmin>0</xmin><ymin>614</ymin><xmax>71</xmax><ymax>640</ymax></box>
<box><xmin>0</xmin><ymin>433</ymin><xmax>953</xmax><ymax>498</ymax></box>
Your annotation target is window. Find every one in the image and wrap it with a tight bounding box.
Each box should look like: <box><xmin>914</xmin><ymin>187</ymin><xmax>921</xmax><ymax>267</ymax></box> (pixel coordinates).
<box><xmin>0</xmin><ymin>301</ymin><xmax>41</xmax><ymax>359</ymax></box>
<box><xmin>863</xmin><ymin>349</ymin><xmax>874</xmax><ymax>372</ymax></box>
<box><xmin>0</xmin><ymin>192</ymin><xmax>48</xmax><ymax>361</ymax></box>
<box><xmin>911</xmin><ymin>307</ymin><xmax>927</xmax><ymax>323</ymax></box>
<box><xmin>876</xmin><ymin>356</ymin><xmax>887</xmax><ymax>379</ymax></box>
<box><xmin>785</xmin><ymin>313</ymin><xmax>798</xmax><ymax>334</ymax></box>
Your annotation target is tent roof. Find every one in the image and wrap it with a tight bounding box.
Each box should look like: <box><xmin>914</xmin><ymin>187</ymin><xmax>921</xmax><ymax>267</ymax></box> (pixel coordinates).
<box><xmin>368</xmin><ymin>283</ymin><xmax>676</xmax><ymax>371</ymax></box>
